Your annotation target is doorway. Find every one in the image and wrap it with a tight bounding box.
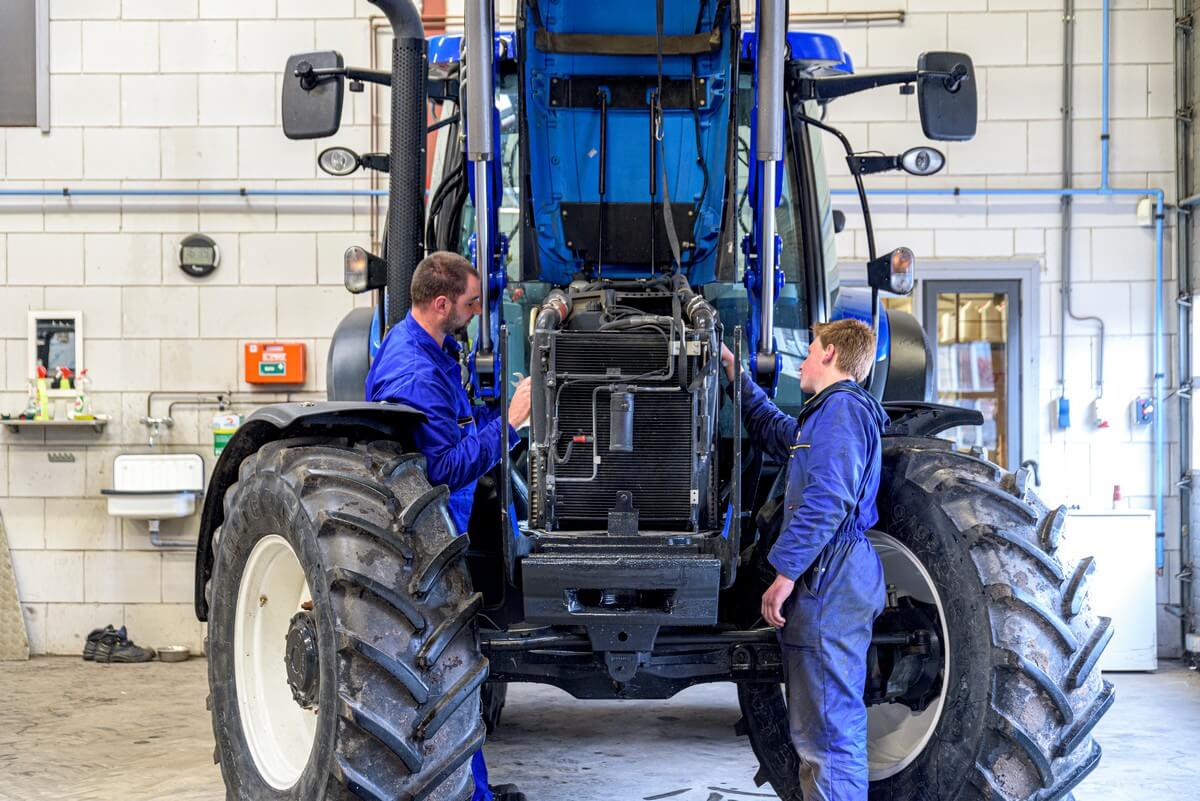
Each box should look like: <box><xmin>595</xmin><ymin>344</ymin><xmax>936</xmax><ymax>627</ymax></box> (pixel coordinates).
<box><xmin>920</xmin><ymin>280</ymin><xmax>1022</xmax><ymax>471</ymax></box>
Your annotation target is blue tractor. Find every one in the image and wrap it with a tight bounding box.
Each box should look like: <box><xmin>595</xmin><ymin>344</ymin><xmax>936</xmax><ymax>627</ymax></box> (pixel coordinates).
<box><xmin>195</xmin><ymin>2</ymin><xmax>1112</xmax><ymax>799</ymax></box>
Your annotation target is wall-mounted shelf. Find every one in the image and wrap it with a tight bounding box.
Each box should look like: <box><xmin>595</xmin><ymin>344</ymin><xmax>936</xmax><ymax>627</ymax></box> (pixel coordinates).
<box><xmin>2</xmin><ymin>415</ymin><xmax>110</xmax><ymax>434</ymax></box>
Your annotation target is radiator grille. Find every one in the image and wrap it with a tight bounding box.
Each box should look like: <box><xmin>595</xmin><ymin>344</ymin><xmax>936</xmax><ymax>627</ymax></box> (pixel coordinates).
<box><xmin>551</xmin><ymin>332</ymin><xmax>694</xmax><ymax>528</ymax></box>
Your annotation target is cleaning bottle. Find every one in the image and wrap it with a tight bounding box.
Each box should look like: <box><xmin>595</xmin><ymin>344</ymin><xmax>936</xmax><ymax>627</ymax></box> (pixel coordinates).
<box><xmin>57</xmin><ymin>366</ymin><xmax>73</xmax><ymax>391</ymax></box>
<box><xmin>72</xmin><ymin>369</ymin><xmax>94</xmax><ymax>421</ymax></box>
<box><xmin>22</xmin><ymin>379</ymin><xmax>39</xmax><ymax>419</ymax></box>
<box><xmin>34</xmin><ymin>366</ymin><xmax>50</xmax><ymax>421</ymax></box>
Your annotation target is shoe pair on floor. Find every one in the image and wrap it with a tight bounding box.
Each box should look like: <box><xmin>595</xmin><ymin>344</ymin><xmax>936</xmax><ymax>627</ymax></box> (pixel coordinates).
<box><xmin>82</xmin><ymin>625</ymin><xmax>155</xmax><ymax>663</ymax></box>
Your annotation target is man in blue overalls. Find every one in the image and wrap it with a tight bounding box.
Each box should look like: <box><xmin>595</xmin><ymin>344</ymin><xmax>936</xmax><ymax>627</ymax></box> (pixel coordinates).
<box><xmin>366</xmin><ymin>250</ymin><xmax>531</xmax><ymax>801</ymax></box>
<box><xmin>721</xmin><ymin>318</ymin><xmax>889</xmax><ymax>801</ymax></box>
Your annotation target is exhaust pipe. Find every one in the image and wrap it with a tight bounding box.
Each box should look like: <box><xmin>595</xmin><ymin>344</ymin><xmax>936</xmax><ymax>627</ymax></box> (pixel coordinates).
<box><xmin>369</xmin><ymin>0</ymin><xmax>426</xmax><ymax>329</ymax></box>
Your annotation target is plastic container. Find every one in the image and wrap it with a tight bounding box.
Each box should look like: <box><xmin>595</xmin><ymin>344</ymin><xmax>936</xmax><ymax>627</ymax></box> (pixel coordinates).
<box><xmin>72</xmin><ymin>369</ymin><xmax>94</xmax><ymax>420</ymax></box>
<box><xmin>157</xmin><ymin>645</ymin><xmax>191</xmax><ymax>662</ymax></box>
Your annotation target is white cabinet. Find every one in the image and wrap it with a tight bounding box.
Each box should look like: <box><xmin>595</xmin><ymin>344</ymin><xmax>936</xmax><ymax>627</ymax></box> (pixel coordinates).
<box><xmin>1060</xmin><ymin>510</ymin><xmax>1157</xmax><ymax>672</ymax></box>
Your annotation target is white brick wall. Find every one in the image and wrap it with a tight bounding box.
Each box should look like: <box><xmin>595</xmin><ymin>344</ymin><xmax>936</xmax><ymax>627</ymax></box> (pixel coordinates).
<box><xmin>2</xmin><ymin>1</ymin><xmax>372</xmax><ymax>653</ymax></box>
<box><xmin>0</xmin><ymin>3</ymin><xmax>1182</xmax><ymax>656</ymax></box>
<box><xmin>806</xmin><ymin>2</ymin><xmax>1179</xmax><ymax>653</ymax></box>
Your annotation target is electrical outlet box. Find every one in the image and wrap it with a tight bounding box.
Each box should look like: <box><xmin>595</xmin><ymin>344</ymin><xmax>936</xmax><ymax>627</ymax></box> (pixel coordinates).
<box><xmin>1134</xmin><ymin>396</ymin><xmax>1155</xmax><ymax>426</ymax></box>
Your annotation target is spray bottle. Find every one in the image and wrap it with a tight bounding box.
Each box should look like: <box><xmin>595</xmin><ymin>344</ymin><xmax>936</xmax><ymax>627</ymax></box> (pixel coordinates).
<box><xmin>33</xmin><ymin>366</ymin><xmax>50</xmax><ymax>421</ymax></box>
<box><xmin>72</xmin><ymin>369</ymin><xmax>94</xmax><ymax>421</ymax></box>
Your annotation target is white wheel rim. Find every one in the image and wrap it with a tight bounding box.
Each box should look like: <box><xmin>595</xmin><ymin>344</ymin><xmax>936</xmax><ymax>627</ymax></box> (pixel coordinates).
<box><xmin>234</xmin><ymin>534</ymin><xmax>318</xmax><ymax>790</ymax></box>
<box><xmin>866</xmin><ymin>531</ymin><xmax>951</xmax><ymax>781</ymax></box>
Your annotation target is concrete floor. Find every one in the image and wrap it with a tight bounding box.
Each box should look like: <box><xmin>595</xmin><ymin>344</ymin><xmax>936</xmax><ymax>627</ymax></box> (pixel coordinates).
<box><xmin>0</xmin><ymin>658</ymin><xmax>1196</xmax><ymax>801</ymax></box>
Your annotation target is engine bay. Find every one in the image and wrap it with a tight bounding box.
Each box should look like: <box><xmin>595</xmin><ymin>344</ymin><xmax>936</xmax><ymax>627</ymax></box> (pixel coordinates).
<box><xmin>527</xmin><ymin>275</ymin><xmax>722</xmax><ymax>534</ymax></box>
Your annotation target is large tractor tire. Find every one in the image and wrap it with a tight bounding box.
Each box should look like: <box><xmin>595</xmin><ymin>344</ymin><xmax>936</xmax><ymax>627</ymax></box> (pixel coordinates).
<box><xmin>206</xmin><ymin>438</ymin><xmax>488</xmax><ymax>801</ymax></box>
<box><xmin>738</xmin><ymin>436</ymin><xmax>1113</xmax><ymax>801</ymax></box>
<box><xmin>480</xmin><ymin>682</ymin><xmax>507</xmax><ymax>735</ymax></box>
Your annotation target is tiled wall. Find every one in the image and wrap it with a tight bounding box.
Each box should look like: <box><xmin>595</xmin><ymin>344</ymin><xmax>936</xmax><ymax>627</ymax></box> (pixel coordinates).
<box><xmin>0</xmin><ymin>0</ymin><xmax>1185</xmax><ymax>656</ymax></box>
<box><xmin>0</xmin><ymin>0</ymin><xmax>382</xmax><ymax>655</ymax></box>
<box><xmin>803</xmin><ymin>0</ymin><xmax>1181</xmax><ymax>654</ymax></box>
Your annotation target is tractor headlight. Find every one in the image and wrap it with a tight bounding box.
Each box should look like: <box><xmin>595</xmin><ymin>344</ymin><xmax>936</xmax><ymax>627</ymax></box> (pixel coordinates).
<box><xmin>319</xmin><ymin>146</ymin><xmax>361</xmax><ymax>176</ymax></box>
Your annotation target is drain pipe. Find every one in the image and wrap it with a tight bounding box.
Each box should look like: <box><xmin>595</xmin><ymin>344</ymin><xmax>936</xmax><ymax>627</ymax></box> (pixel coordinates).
<box><xmin>1060</xmin><ymin>0</ymin><xmax>1106</xmax><ymax>408</ymax></box>
<box><xmin>148</xmin><ymin>519</ymin><xmax>196</xmax><ymax>550</ymax></box>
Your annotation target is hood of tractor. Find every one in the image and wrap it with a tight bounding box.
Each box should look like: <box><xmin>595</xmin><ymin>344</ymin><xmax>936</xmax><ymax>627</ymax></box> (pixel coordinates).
<box><xmin>520</xmin><ymin>0</ymin><xmax>736</xmax><ymax>284</ymax></box>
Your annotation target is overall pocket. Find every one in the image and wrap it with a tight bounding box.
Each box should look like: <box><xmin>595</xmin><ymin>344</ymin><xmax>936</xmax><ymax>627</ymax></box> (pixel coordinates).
<box><xmin>798</xmin><ymin>545</ymin><xmax>834</xmax><ymax>599</ymax></box>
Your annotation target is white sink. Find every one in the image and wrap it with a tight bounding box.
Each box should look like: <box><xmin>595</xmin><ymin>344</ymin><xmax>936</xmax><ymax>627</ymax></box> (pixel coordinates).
<box><xmin>103</xmin><ymin>453</ymin><xmax>205</xmax><ymax>520</ymax></box>
<box><xmin>104</xmin><ymin>490</ymin><xmax>200</xmax><ymax>520</ymax></box>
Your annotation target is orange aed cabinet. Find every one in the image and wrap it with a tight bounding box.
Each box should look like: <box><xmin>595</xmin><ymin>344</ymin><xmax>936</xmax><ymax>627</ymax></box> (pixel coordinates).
<box><xmin>244</xmin><ymin>342</ymin><xmax>306</xmax><ymax>384</ymax></box>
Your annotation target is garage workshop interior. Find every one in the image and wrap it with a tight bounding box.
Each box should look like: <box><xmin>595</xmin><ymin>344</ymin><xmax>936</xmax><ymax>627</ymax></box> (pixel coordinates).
<box><xmin>0</xmin><ymin>1</ymin><xmax>1198</xmax><ymax>800</ymax></box>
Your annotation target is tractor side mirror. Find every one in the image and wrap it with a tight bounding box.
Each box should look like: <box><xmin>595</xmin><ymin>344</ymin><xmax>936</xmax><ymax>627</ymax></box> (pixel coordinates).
<box><xmin>916</xmin><ymin>51</ymin><xmax>977</xmax><ymax>142</ymax></box>
<box><xmin>283</xmin><ymin>51</ymin><xmax>346</xmax><ymax>140</ymax></box>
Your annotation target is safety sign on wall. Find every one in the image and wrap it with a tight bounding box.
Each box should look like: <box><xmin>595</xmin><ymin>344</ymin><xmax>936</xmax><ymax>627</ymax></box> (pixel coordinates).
<box><xmin>244</xmin><ymin>342</ymin><xmax>306</xmax><ymax>385</ymax></box>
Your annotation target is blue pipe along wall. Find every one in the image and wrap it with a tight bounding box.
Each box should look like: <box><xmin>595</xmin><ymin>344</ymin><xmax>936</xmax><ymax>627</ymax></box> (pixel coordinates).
<box><xmin>0</xmin><ymin>0</ymin><xmax>1170</xmax><ymax>566</ymax></box>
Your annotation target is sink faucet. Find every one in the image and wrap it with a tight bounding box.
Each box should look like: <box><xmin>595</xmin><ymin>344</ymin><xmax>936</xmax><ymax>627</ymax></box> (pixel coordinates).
<box><xmin>140</xmin><ymin>416</ymin><xmax>174</xmax><ymax>446</ymax></box>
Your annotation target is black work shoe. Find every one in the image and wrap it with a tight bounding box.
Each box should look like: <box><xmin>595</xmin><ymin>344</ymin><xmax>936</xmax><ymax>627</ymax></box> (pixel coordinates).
<box><xmin>96</xmin><ymin>626</ymin><xmax>156</xmax><ymax>663</ymax></box>
<box><xmin>491</xmin><ymin>785</ymin><xmax>527</xmax><ymax>801</ymax></box>
<box><xmin>82</xmin><ymin>625</ymin><xmax>117</xmax><ymax>661</ymax></box>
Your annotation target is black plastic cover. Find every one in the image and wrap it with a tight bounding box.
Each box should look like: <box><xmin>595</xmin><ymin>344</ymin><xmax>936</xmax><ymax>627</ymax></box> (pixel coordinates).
<box><xmin>282</xmin><ymin>51</ymin><xmax>345</xmax><ymax>140</ymax></box>
<box><xmin>917</xmin><ymin>51</ymin><xmax>977</xmax><ymax>141</ymax></box>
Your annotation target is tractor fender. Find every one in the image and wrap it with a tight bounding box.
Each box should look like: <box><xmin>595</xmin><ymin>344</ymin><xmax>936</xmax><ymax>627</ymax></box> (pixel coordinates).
<box><xmin>881</xmin><ymin>308</ymin><xmax>934</xmax><ymax>403</ymax></box>
<box><xmin>192</xmin><ymin>400</ymin><xmax>425</xmax><ymax>620</ymax></box>
<box><xmin>325</xmin><ymin>306</ymin><xmax>378</xmax><ymax>401</ymax></box>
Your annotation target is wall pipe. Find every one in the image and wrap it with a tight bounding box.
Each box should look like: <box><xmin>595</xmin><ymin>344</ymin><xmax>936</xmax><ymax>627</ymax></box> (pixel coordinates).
<box><xmin>1061</xmin><ymin>0</ymin><xmax>1106</xmax><ymax>404</ymax></box>
<box><xmin>0</xmin><ymin>188</ymin><xmax>386</xmax><ymax>197</ymax></box>
<box><xmin>831</xmin><ymin>0</ymin><xmax>1169</xmax><ymax>568</ymax></box>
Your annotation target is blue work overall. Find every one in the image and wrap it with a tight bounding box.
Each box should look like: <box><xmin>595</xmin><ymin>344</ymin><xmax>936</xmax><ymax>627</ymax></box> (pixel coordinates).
<box><xmin>738</xmin><ymin>376</ymin><xmax>889</xmax><ymax>801</ymax></box>
<box><xmin>366</xmin><ymin>312</ymin><xmax>519</xmax><ymax>801</ymax></box>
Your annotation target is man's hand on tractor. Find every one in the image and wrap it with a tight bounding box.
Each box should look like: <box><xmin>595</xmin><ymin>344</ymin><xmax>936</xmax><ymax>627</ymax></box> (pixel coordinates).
<box><xmin>508</xmin><ymin>376</ymin><xmax>533</xmax><ymax>429</ymax></box>
<box><xmin>761</xmin><ymin>574</ymin><xmax>796</xmax><ymax>628</ymax></box>
<box><xmin>720</xmin><ymin>343</ymin><xmax>736</xmax><ymax>383</ymax></box>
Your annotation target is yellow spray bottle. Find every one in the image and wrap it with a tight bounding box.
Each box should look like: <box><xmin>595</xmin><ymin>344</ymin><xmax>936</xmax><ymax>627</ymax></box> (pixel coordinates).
<box><xmin>34</xmin><ymin>365</ymin><xmax>49</xmax><ymax>421</ymax></box>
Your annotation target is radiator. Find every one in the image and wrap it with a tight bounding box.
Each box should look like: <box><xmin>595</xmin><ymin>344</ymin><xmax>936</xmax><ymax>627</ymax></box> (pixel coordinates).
<box><xmin>545</xmin><ymin>331</ymin><xmax>695</xmax><ymax>529</ymax></box>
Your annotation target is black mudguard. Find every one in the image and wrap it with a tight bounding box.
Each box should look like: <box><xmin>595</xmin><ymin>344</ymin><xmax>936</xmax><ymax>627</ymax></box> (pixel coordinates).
<box><xmin>193</xmin><ymin>401</ymin><xmax>424</xmax><ymax>620</ymax></box>
<box><xmin>882</xmin><ymin>401</ymin><xmax>984</xmax><ymax>438</ymax></box>
<box><xmin>881</xmin><ymin>308</ymin><xmax>934</xmax><ymax>403</ymax></box>
<box><xmin>326</xmin><ymin>307</ymin><xmax>376</xmax><ymax>401</ymax></box>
